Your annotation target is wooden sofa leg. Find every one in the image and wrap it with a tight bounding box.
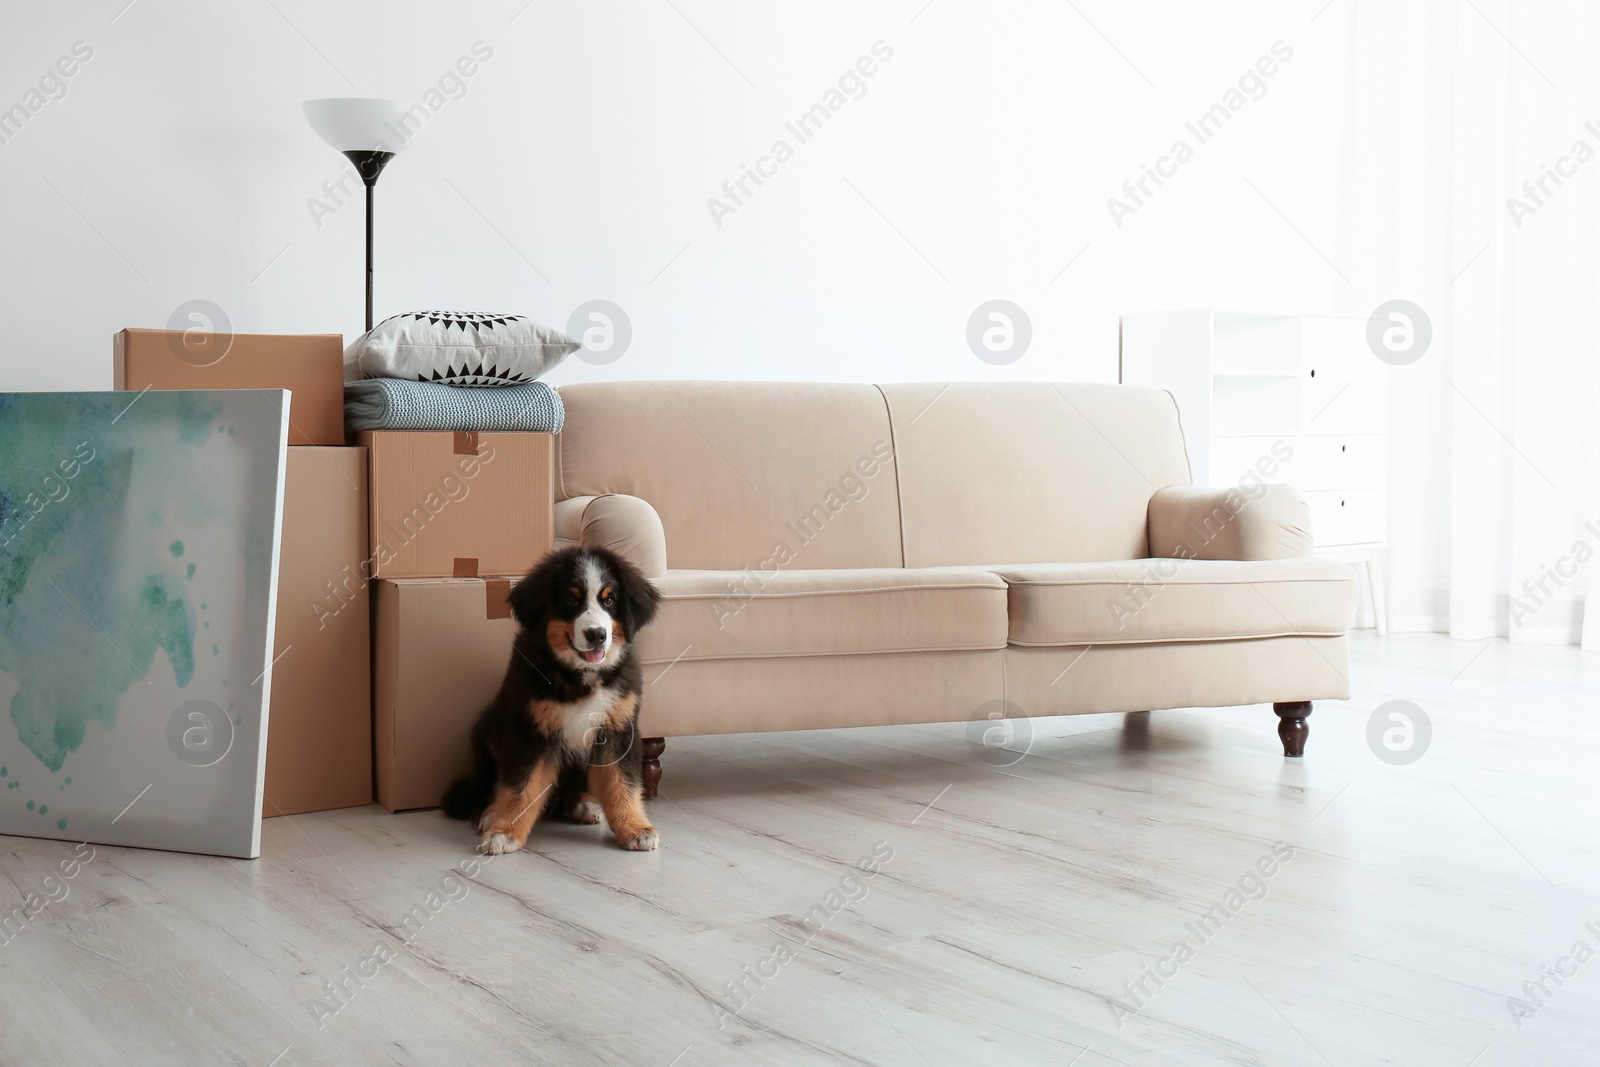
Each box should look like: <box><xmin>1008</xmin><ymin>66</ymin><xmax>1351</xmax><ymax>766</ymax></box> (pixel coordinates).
<box><xmin>1273</xmin><ymin>702</ymin><xmax>1312</xmax><ymax>758</ymax></box>
<box><xmin>641</xmin><ymin>737</ymin><xmax>665</xmax><ymax>799</ymax></box>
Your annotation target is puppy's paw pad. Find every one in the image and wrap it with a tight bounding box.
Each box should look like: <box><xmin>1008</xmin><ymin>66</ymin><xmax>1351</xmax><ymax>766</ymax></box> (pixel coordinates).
<box><xmin>567</xmin><ymin>799</ymin><xmax>604</xmax><ymax>825</ymax></box>
<box><xmin>480</xmin><ymin>832</ymin><xmax>522</xmax><ymax>855</ymax></box>
<box><xmin>622</xmin><ymin>828</ymin><xmax>659</xmax><ymax>852</ymax></box>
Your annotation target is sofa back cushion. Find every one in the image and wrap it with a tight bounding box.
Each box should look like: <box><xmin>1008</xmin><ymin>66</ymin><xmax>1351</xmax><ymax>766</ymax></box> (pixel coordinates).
<box><xmin>557</xmin><ymin>381</ymin><xmax>904</xmax><ymax>570</ymax></box>
<box><xmin>878</xmin><ymin>382</ymin><xmax>1191</xmax><ymax>566</ymax></box>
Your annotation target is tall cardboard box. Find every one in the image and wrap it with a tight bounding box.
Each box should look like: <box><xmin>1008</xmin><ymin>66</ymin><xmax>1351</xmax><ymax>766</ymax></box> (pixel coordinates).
<box><xmin>263</xmin><ymin>447</ymin><xmax>373</xmax><ymax>816</ymax></box>
<box><xmin>114</xmin><ymin>328</ymin><xmax>345</xmax><ymax>446</ymax></box>
<box><xmin>373</xmin><ymin>577</ymin><xmax>518</xmax><ymax>811</ymax></box>
<box><xmin>362</xmin><ymin>431</ymin><xmax>554</xmax><ymax>579</ymax></box>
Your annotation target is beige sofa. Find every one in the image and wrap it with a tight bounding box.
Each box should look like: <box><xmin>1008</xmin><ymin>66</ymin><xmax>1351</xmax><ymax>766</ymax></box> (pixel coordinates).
<box><xmin>553</xmin><ymin>381</ymin><xmax>1356</xmax><ymax>790</ymax></box>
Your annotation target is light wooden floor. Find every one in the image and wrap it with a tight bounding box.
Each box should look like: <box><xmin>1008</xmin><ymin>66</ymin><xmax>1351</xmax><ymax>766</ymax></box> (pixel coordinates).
<box><xmin>3</xmin><ymin>632</ymin><xmax>1598</xmax><ymax>1066</ymax></box>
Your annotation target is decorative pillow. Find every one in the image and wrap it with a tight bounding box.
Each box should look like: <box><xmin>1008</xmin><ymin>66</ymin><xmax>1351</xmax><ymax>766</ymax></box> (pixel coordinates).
<box><xmin>344</xmin><ymin>311</ymin><xmax>581</xmax><ymax>387</ymax></box>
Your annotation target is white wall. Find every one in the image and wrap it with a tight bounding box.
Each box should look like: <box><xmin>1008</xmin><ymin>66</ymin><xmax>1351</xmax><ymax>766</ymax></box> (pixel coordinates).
<box><xmin>1</xmin><ymin>0</ymin><xmax>1357</xmax><ymax>392</ymax></box>
<box><xmin>12</xmin><ymin>1</ymin><xmax>1591</xmax><ymax>641</ymax></box>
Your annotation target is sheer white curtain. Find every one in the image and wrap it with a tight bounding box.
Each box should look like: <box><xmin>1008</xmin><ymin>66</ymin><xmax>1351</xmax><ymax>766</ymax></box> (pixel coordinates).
<box><xmin>1341</xmin><ymin>0</ymin><xmax>1600</xmax><ymax>648</ymax></box>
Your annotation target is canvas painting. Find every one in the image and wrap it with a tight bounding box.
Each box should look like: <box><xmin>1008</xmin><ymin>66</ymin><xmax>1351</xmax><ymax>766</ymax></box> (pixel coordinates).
<box><xmin>0</xmin><ymin>390</ymin><xmax>288</xmax><ymax>859</ymax></box>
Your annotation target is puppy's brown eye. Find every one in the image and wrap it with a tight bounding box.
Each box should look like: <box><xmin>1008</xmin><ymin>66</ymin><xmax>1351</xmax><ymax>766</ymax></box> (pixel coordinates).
<box><xmin>600</xmin><ymin>594</ymin><xmax>615</xmax><ymax>608</ymax></box>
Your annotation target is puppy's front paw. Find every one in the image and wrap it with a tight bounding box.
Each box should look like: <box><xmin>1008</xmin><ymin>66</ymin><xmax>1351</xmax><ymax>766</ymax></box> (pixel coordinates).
<box><xmin>621</xmin><ymin>827</ymin><xmax>659</xmax><ymax>852</ymax></box>
<box><xmin>566</xmin><ymin>798</ymin><xmax>604</xmax><ymax>825</ymax></box>
<box><xmin>475</xmin><ymin>811</ymin><xmax>492</xmax><ymax>833</ymax></box>
<box><xmin>480</xmin><ymin>832</ymin><xmax>523</xmax><ymax>855</ymax></box>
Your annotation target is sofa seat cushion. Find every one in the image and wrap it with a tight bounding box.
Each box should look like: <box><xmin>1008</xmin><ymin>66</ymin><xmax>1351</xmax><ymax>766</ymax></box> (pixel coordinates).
<box><xmin>988</xmin><ymin>558</ymin><xmax>1357</xmax><ymax>647</ymax></box>
<box><xmin>638</xmin><ymin>567</ymin><xmax>1009</xmax><ymax>664</ymax></box>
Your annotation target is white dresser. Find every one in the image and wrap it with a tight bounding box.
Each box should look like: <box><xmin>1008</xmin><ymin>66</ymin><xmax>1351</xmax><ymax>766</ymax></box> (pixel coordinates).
<box><xmin>1119</xmin><ymin>309</ymin><xmax>1389</xmax><ymax>632</ymax></box>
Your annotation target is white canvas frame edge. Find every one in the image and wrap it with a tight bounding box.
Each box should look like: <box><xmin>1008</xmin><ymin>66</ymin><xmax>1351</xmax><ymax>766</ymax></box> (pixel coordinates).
<box><xmin>245</xmin><ymin>389</ymin><xmax>292</xmax><ymax>859</ymax></box>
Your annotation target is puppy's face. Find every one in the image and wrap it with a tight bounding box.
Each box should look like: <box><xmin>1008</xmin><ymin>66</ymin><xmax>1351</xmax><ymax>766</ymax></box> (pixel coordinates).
<box><xmin>509</xmin><ymin>546</ymin><xmax>662</xmax><ymax>674</ymax></box>
<box><xmin>553</xmin><ymin>552</ymin><xmax>623</xmax><ymax>670</ymax></box>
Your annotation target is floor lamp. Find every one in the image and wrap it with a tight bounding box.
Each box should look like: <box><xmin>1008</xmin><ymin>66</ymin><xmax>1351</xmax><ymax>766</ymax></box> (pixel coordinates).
<box><xmin>302</xmin><ymin>98</ymin><xmax>417</xmax><ymax>332</ymax></box>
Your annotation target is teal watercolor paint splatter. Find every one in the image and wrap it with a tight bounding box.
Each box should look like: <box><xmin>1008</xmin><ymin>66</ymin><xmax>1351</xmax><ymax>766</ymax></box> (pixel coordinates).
<box><xmin>173</xmin><ymin>394</ymin><xmax>217</xmax><ymax>446</ymax></box>
<box><xmin>0</xmin><ymin>766</ymin><xmax>6</xmax><ymax>777</ymax></box>
<box><xmin>38</xmin><ymin>804</ymin><xmax>46</xmax><ymax>815</ymax></box>
<box><xmin>0</xmin><ymin>391</ymin><xmax>219</xmax><ymax>772</ymax></box>
<box><xmin>25</xmin><ymin>800</ymin><xmax>33</xmax><ymax>811</ymax></box>
<box><xmin>63</xmin><ymin>776</ymin><xmax>70</xmax><ymax>785</ymax></box>
<box><xmin>187</xmin><ymin>563</ymin><xmax>196</xmax><ymax>580</ymax></box>
<box><xmin>56</xmin><ymin>818</ymin><xmax>66</xmax><ymax>831</ymax></box>
<box><xmin>169</xmin><ymin>540</ymin><xmax>184</xmax><ymax>557</ymax></box>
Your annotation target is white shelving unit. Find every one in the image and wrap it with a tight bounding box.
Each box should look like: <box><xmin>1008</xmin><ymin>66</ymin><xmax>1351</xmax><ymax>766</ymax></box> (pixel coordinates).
<box><xmin>1120</xmin><ymin>309</ymin><xmax>1390</xmax><ymax>633</ymax></box>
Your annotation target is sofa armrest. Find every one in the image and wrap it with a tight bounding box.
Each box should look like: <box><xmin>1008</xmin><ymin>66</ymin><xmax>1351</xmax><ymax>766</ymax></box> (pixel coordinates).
<box><xmin>1148</xmin><ymin>484</ymin><xmax>1313</xmax><ymax>561</ymax></box>
<box><xmin>552</xmin><ymin>494</ymin><xmax>668</xmax><ymax>577</ymax></box>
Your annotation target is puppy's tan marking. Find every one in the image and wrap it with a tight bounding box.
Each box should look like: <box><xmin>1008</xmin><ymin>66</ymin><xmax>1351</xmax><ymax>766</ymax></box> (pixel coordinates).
<box><xmin>604</xmin><ymin>691</ymin><xmax>640</xmax><ymax>732</ymax></box>
<box><xmin>546</xmin><ymin>619</ymin><xmax>574</xmax><ymax>656</ymax></box>
<box><xmin>588</xmin><ymin>762</ymin><xmax>657</xmax><ymax>851</ymax></box>
<box><xmin>480</xmin><ymin>759</ymin><xmax>559</xmax><ymax>853</ymax></box>
<box><xmin>527</xmin><ymin>698</ymin><xmax>567</xmax><ymax>738</ymax></box>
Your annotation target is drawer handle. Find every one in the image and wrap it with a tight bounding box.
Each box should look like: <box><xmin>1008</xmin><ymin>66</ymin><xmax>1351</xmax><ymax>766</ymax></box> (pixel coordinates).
<box><xmin>1309</xmin><ymin>368</ymin><xmax>1316</xmax><ymax>378</ymax></box>
<box><xmin>1341</xmin><ymin>444</ymin><xmax>1347</xmax><ymax>452</ymax></box>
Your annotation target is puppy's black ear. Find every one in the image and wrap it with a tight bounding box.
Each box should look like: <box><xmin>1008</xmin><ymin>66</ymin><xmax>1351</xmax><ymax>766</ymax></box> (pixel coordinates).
<box><xmin>609</xmin><ymin>553</ymin><xmax>661</xmax><ymax>634</ymax></box>
<box><xmin>508</xmin><ymin>549</ymin><xmax>564</xmax><ymax>630</ymax></box>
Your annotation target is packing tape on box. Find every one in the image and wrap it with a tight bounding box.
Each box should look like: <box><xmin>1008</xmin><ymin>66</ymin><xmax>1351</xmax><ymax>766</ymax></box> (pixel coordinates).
<box><xmin>453</xmin><ymin>557</ymin><xmax>479</xmax><ymax>578</ymax></box>
<box><xmin>485</xmin><ymin>578</ymin><xmax>512</xmax><ymax>620</ymax></box>
<box><xmin>453</xmin><ymin>430</ymin><xmax>479</xmax><ymax>456</ymax></box>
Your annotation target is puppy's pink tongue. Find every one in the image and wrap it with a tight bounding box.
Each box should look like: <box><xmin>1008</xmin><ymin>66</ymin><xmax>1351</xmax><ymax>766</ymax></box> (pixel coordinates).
<box><xmin>582</xmin><ymin>648</ymin><xmax>605</xmax><ymax>663</ymax></box>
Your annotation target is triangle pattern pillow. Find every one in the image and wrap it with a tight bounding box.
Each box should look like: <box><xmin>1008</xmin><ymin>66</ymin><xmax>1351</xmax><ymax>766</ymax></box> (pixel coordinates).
<box><xmin>344</xmin><ymin>311</ymin><xmax>581</xmax><ymax>387</ymax></box>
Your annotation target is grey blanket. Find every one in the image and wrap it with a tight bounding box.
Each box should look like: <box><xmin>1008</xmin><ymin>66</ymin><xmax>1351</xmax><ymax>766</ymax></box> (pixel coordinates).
<box><xmin>344</xmin><ymin>378</ymin><xmax>564</xmax><ymax>436</ymax></box>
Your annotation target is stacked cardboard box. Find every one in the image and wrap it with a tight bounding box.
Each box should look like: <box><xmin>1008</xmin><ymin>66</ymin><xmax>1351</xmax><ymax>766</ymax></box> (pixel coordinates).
<box><xmin>115</xmin><ymin>328</ymin><xmax>345</xmax><ymax>446</ymax></box>
<box><xmin>114</xmin><ymin>329</ymin><xmax>369</xmax><ymax>816</ymax></box>
<box><xmin>373</xmin><ymin>577</ymin><xmax>517</xmax><ymax>812</ymax></box>
<box><xmin>268</xmin><ymin>447</ymin><xmax>372</xmax><ymax>815</ymax></box>
<box><xmin>364</xmin><ymin>431</ymin><xmax>554</xmax><ymax>811</ymax></box>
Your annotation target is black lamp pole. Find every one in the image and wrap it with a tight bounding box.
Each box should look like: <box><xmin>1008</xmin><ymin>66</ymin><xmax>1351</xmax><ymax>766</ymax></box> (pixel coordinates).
<box><xmin>343</xmin><ymin>150</ymin><xmax>395</xmax><ymax>332</ymax></box>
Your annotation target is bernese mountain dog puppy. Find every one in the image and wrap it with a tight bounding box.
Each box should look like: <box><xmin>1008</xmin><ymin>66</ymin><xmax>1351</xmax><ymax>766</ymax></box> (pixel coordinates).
<box><xmin>442</xmin><ymin>545</ymin><xmax>663</xmax><ymax>854</ymax></box>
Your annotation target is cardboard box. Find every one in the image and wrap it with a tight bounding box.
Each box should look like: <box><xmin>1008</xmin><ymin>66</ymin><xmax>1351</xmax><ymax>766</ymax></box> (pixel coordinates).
<box><xmin>263</xmin><ymin>446</ymin><xmax>373</xmax><ymax>816</ymax></box>
<box><xmin>373</xmin><ymin>577</ymin><xmax>518</xmax><ymax>812</ymax></box>
<box><xmin>361</xmin><ymin>431</ymin><xmax>554</xmax><ymax>580</ymax></box>
<box><xmin>115</xmin><ymin>328</ymin><xmax>345</xmax><ymax>446</ymax></box>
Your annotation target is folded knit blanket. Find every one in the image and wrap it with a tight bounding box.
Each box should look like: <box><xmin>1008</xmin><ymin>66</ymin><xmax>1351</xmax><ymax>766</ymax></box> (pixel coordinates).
<box><xmin>345</xmin><ymin>378</ymin><xmax>564</xmax><ymax>436</ymax></box>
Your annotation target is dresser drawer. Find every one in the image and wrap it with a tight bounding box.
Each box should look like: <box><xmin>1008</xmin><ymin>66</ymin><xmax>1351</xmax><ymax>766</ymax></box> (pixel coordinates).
<box><xmin>1301</xmin><ymin>368</ymin><xmax>1387</xmax><ymax>433</ymax></box>
<box><xmin>1301</xmin><ymin>434</ymin><xmax>1387</xmax><ymax>490</ymax></box>
<box><xmin>1307</xmin><ymin>488</ymin><xmax>1386</xmax><ymax>547</ymax></box>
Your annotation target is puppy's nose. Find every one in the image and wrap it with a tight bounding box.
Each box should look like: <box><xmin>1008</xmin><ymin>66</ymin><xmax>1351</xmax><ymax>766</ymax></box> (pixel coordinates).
<box><xmin>582</xmin><ymin>626</ymin><xmax>609</xmax><ymax>647</ymax></box>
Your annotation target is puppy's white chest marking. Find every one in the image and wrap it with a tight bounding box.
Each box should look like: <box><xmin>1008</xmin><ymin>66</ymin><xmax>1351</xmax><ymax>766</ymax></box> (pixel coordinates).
<box><xmin>561</xmin><ymin>684</ymin><xmax>623</xmax><ymax>752</ymax></box>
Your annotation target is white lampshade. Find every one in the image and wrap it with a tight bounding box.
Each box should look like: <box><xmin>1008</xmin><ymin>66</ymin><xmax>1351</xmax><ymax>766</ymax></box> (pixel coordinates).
<box><xmin>302</xmin><ymin>98</ymin><xmax>419</xmax><ymax>153</ymax></box>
